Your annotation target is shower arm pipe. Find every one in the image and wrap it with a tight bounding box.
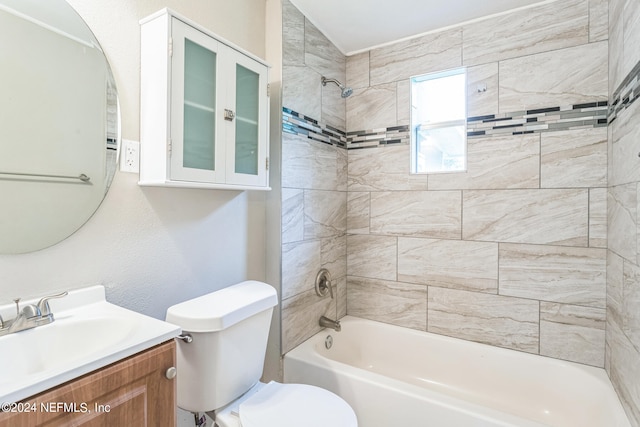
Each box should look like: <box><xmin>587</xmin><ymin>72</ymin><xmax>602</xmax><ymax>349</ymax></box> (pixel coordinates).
<box><xmin>321</xmin><ymin>76</ymin><xmax>353</xmax><ymax>98</ymax></box>
<box><xmin>321</xmin><ymin>76</ymin><xmax>343</xmax><ymax>87</ymax></box>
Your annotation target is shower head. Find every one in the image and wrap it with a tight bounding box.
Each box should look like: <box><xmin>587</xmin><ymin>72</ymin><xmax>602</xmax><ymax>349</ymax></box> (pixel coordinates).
<box><xmin>321</xmin><ymin>76</ymin><xmax>353</xmax><ymax>98</ymax></box>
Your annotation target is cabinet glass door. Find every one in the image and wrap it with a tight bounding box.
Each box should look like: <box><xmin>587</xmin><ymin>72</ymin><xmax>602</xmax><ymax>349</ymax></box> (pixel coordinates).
<box><xmin>225</xmin><ymin>51</ymin><xmax>268</xmax><ymax>186</ymax></box>
<box><xmin>234</xmin><ymin>64</ymin><xmax>259</xmax><ymax>175</ymax></box>
<box><xmin>170</xmin><ymin>19</ymin><xmax>223</xmax><ymax>183</ymax></box>
<box><xmin>183</xmin><ymin>39</ymin><xmax>216</xmax><ymax>171</ymax></box>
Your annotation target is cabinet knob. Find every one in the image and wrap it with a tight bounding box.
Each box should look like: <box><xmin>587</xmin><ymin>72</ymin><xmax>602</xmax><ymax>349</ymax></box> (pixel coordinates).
<box><xmin>165</xmin><ymin>366</ymin><xmax>177</xmax><ymax>380</ymax></box>
<box><xmin>224</xmin><ymin>109</ymin><xmax>235</xmax><ymax>121</ymax></box>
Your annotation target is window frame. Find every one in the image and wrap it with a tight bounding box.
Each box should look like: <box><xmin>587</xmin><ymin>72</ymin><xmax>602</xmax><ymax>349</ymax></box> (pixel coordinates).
<box><xmin>410</xmin><ymin>67</ymin><xmax>468</xmax><ymax>174</ymax></box>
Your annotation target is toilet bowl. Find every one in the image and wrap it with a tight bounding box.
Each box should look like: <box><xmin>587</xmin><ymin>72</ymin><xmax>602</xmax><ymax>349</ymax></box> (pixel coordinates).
<box><xmin>166</xmin><ymin>281</ymin><xmax>357</xmax><ymax>427</ymax></box>
<box><xmin>215</xmin><ymin>381</ymin><xmax>356</xmax><ymax>427</ymax></box>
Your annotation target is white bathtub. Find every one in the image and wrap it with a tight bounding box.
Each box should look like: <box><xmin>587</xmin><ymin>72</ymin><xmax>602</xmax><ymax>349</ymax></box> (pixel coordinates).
<box><xmin>283</xmin><ymin>316</ymin><xmax>631</xmax><ymax>427</ymax></box>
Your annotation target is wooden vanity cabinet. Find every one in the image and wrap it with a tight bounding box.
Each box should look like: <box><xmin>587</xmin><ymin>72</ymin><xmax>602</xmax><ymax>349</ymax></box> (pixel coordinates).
<box><xmin>0</xmin><ymin>340</ymin><xmax>176</xmax><ymax>427</ymax></box>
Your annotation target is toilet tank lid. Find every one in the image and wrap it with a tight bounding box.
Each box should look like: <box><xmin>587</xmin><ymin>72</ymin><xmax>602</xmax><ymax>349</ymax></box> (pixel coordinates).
<box><xmin>165</xmin><ymin>281</ymin><xmax>278</xmax><ymax>332</ymax></box>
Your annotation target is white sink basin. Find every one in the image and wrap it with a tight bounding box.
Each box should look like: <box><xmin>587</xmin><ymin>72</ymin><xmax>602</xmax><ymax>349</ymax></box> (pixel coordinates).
<box><xmin>0</xmin><ymin>286</ymin><xmax>180</xmax><ymax>403</ymax></box>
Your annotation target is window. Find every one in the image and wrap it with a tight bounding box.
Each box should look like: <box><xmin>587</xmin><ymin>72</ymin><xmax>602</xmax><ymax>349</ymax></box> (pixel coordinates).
<box><xmin>410</xmin><ymin>68</ymin><xmax>467</xmax><ymax>174</ymax></box>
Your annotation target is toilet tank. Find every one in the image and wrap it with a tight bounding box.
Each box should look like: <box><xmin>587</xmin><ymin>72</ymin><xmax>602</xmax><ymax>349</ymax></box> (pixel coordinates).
<box><xmin>166</xmin><ymin>281</ymin><xmax>278</xmax><ymax>413</ymax></box>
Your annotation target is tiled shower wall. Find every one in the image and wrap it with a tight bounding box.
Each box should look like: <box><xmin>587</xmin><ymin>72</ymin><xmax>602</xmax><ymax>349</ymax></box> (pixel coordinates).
<box><xmin>607</xmin><ymin>0</ymin><xmax>640</xmax><ymax>424</ymax></box>
<box><xmin>278</xmin><ymin>0</ymin><xmax>640</xmax><ymax>422</ymax></box>
<box><xmin>345</xmin><ymin>0</ymin><xmax>610</xmax><ymax>367</ymax></box>
<box><xmin>280</xmin><ymin>0</ymin><xmax>348</xmax><ymax>353</ymax></box>
<box><xmin>280</xmin><ymin>0</ymin><xmax>613</xmax><ymax>366</ymax></box>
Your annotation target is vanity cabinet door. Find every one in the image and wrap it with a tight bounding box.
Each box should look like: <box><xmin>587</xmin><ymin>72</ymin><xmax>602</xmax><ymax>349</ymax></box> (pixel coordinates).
<box><xmin>0</xmin><ymin>340</ymin><xmax>176</xmax><ymax>427</ymax></box>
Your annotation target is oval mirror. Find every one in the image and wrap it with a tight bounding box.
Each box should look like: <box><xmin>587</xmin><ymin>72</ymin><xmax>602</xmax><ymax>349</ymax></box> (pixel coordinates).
<box><xmin>0</xmin><ymin>0</ymin><xmax>119</xmax><ymax>254</ymax></box>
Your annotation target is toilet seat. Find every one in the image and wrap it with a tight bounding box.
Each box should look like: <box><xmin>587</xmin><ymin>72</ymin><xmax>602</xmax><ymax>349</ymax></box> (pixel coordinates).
<box><xmin>216</xmin><ymin>381</ymin><xmax>357</xmax><ymax>427</ymax></box>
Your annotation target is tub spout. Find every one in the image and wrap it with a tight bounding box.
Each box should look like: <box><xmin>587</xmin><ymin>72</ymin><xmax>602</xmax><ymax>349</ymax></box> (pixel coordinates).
<box><xmin>319</xmin><ymin>315</ymin><xmax>341</xmax><ymax>332</ymax></box>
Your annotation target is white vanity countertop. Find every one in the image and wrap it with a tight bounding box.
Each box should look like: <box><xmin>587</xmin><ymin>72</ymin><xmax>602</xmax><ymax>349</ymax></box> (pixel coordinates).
<box><xmin>0</xmin><ymin>286</ymin><xmax>181</xmax><ymax>403</ymax></box>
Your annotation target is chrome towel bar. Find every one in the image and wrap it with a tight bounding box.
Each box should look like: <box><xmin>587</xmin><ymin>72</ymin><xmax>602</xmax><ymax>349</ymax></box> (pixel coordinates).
<box><xmin>0</xmin><ymin>171</ymin><xmax>91</xmax><ymax>182</ymax></box>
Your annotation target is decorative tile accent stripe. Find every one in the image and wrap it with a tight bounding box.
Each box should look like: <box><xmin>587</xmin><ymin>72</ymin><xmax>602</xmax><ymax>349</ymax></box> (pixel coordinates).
<box><xmin>283</xmin><ymin>102</ymin><xmax>608</xmax><ymax>151</ymax></box>
<box><xmin>467</xmin><ymin>102</ymin><xmax>608</xmax><ymax>138</ymax></box>
<box><xmin>282</xmin><ymin>108</ymin><xmax>347</xmax><ymax>148</ymax></box>
<box><xmin>347</xmin><ymin>125</ymin><xmax>410</xmax><ymax>149</ymax></box>
<box><xmin>609</xmin><ymin>59</ymin><xmax>640</xmax><ymax>124</ymax></box>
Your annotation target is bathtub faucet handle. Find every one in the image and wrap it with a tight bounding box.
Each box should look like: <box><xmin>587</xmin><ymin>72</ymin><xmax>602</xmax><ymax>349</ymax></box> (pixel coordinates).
<box><xmin>315</xmin><ymin>269</ymin><xmax>333</xmax><ymax>299</ymax></box>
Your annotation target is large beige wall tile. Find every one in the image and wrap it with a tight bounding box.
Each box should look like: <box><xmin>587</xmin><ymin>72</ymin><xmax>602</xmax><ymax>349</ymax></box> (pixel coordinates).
<box><xmin>463</xmin><ymin>189</ymin><xmax>589</xmax><ymax>246</ymax></box>
<box><xmin>336</xmin><ymin>276</ymin><xmax>347</xmax><ymax>318</ymax></box>
<box><xmin>346</xmin><ymin>51</ymin><xmax>369</xmax><ymax>89</ymax></box>
<box><xmin>540</xmin><ymin>302</ymin><xmax>605</xmax><ymax>367</ymax></box>
<box><xmin>428</xmin><ymin>287</ymin><xmax>539</xmax><ymax>353</ymax></box>
<box><xmin>370</xmin><ymin>191</ymin><xmax>461</xmax><ymax>239</ymax></box>
<box><xmin>541</xmin><ymin>127</ymin><xmax>607</xmax><ymax>188</ymax></box>
<box><xmin>623</xmin><ymin>261</ymin><xmax>640</xmax><ymax>353</ymax></box>
<box><xmin>347</xmin><ymin>234</ymin><xmax>397</xmax><ymax>280</ymax></box>
<box><xmin>611</xmin><ymin>100</ymin><xmax>640</xmax><ymax>187</ymax></box>
<box><xmin>282</xmin><ymin>133</ymin><xmax>343</xmax><ymax>190</ymax></box>
<box><xmin>321</xmin><ymin>86</ymin><xmax>346</xmax><ymax>131</ymax></box>
<box><xmin>348</xmin><ymin>145</ymin><xmax>428</xmax><ymax>191</ymax></box>
<box><xmin>303</xmin><ymin>190</ymin><xmax>346</xmax><ymax>239</ymax></box>
<box><xmin>396</xmin><ymin>80</ymin><xmax>410</xmax><ymax>125</ymax></box>
<box><xmin>590</xmin><ymin>188</ymin><xmax>608</xmax><ymax>248</ymax></box>
<box><xmin>282</xmin><ymin>287</ymin><xmax>335</xmax><ymax>353</ymax></box>
<box><xmin>608</xmin><ymin>125</ymin><xmax>614</xmax><ymax>186</ymax></box>
<box><xmin>608</xmin><ymin>183</ymin><xmax>637</xmax><ymax>263</ymax></box>
<box><xmin>369</xmin><ymin>28</ymin><xmax>462</xmax><ymax>86</ymax></box>
<box><xmin>466</xmin><ymin>63</ymin><xmax>499</xmax><ymax>118</ymax></box>
<box><xmin>499</xmin><ymin>41</ymin><xmax>608</xmax><ymax>113</ymax></box>
<box><xmin>589</xmin><ymin>0</ymin><xmax>609</xmax><ymax>42</ymax></box>
<box><xmin>346</xmin><ymin>83</ymin><xmax>396</xmax><ymax>131</ymax></box>
<box><xmin>398</xmin><ymin>238</ymin><xmax>498</xmax><ymax>292</ymax></box>
<box><xmin>347</xmin><ymin>276</ymin><xmax>427</xmax><ymax>330</ymax></box>
<box><xmin>336</xmin><ymin>147</ymin><xmax>347</xmax><ymax>192</ymax></box>
<box><xmin>463</xmin><ymin>0</ymin><xmax>588</xmax><ymax>66</ymax></box>
<box><xmin>282</xmin><ymin>239</ymin><xmax>321</xmax><ymax>299</ymax></box>
<box><xmin>428</xmin><ymin>134</ymin><xmax>540</xmax><ymax>190</ymax></box>
<box><xmin>499</xmin><ymin>243</ymin><xmax>606</xmax><ymax>307</ymax></box>
<box><xmin>321</xmin><ymin>235</ymin><xmax>347</xmax><ymax>279</ymax></box>
<box><xmin>609</xmin><ymin>0</ymin><xmax>625</xmax><ymax>95</ymax></box>
<box><xmin>283</xmin><ymin>65</ymin><xmax>321</xmax><ymax>118</ymax></box>
<box><xmin>623</xmin><ymin>0</ymin><xmax>640</xmax><ymax>78</ymax></box>
<box><xmin>607</xmin><ymin>320</ymin><xmax>640</xmax><ymax>426</ymax></box>
<box><xmin>608</xmin><ymin>251</ymin><xmax>625</xmax><ymax>328</ymax></box>
<box><xmin>347</xmin><ymin>191</ymin><xmax>370</xmax><ymax>234</ymax></box>
<box><xmin>304</xmin><ymin>19</ymin><xmax>345</xmax><ymax>81</ymax></box>
<box><xmin>282</xmin><ymin>188</ymin><xmax>304</xmax><ymax>243</ymax></box>
<box><xmin>282</xmin><ymin>0</ymin><xmax>304</xmax><ymax>66</ymax></box>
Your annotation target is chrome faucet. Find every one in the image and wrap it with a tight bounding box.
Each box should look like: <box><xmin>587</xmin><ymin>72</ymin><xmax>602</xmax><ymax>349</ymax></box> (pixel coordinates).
<box><xmin>0</xmin><ymin>291</ymin><xmax>68</xmax><ymax>337</ymax></box>
<box><xmin>319</xmin><ymin>315</ymin><xmax>341</xmax><ymax>332</ymax></box>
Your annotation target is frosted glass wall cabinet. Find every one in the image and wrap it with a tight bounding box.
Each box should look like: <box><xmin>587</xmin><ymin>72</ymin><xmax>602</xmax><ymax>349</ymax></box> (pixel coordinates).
<box><xmin>139</xmin><ymin>9</ymin><xmax>270</xmax><ymax>190</ymax></box>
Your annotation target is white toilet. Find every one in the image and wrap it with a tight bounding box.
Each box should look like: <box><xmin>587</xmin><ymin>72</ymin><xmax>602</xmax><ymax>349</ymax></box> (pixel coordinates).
<box><xmin>166</xmin><ymin>280</ymin><xmax>357</xmax><ymax>427</ymax></box>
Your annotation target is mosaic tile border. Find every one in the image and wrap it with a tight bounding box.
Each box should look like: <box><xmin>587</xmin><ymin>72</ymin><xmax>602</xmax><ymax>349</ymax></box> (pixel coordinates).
<box><xmin>467</xmin><ymin>102</ymin><xmax>608</xmax><ymax>138</ymax></box>
<box><xmin>282</xmin><ymin>108</ymin><xmax>347</xmax><ymax>148</ymax></box>
<box><xmin>283</xmin><ymin>101</ymin><xmax>608</xmax><ymax>150</ymax></box>
<box><xmin>346</xmin><ymin>125</ymin><xmax>410</xmax><ymax>149</ymax></box>
<box><xmin>609</xmin><ymin>59</ymin><xmax>640</xmax><ymax>124</ymax></box>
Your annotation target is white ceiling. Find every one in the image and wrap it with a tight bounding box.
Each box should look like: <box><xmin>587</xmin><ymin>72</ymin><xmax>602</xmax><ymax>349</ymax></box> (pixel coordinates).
<box><xmin>289</xmin><ymin>0</ymin><xmax>550</xmax><ymax>55</ymax></box>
